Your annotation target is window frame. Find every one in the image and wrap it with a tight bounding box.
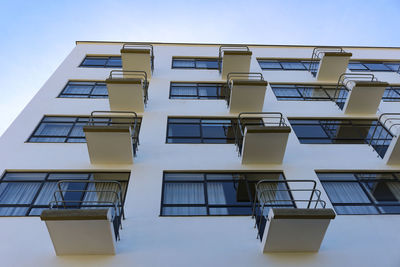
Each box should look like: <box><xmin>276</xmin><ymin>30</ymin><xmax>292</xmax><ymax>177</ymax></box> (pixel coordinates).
<box><xmin>58</xmin><ymin>81</ymin><xmax>109</xmax><ymax>99</ymax></box>
<box><xmin>0</xmin><ymin>171</ymin><xmax>131</xmax><ymax>217</ymax></box>
<box><xmin>171</xmin><ymin>58</ymin><xmax>220</xmax><ymax>70</ymax></box>
<box><xmin>317</xmin><ymin>172</ymin><xmax>400</xmax><ymax>215</ymax></box>
<box><xmin>169</xmin><ymin>82</ymin><xmax>226</xmax><ymax>100</ymax></box>
<box><xmin>79</xmin><ymin>56</ymin><xmax>122</xmax><ymax>68</ymax></box>
<box><xmin>160</xmin><ymin>171</ymin><xmax>288</xmax><ymax>216</ymax></box>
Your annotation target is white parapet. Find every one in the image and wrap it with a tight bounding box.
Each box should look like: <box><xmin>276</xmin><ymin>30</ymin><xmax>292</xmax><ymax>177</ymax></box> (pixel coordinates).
<box><xmin>316</xmin><ymin>52</ymin><xmax>352</xmax><ymax>82</ymax></box>
<box><xmin>41</xmin><ymin>209</ymin><xmax>116</xmax><ymax>255</ymax></box>
<box><xmin>343</xmin><ymin>81</ymin><xmax>388</xmax><ymax>115</ymax></box>
<box><xmin>261</xmin><ymin>208</ymin><xmax>336</xmax><ymax>252</ymax></box>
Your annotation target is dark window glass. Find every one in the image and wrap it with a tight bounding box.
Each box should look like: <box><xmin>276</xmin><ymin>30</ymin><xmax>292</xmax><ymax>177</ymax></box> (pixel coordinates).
<box><xmin>348</xmin><ymin>63</ymin><xmax>368</xmax><ymax>71</ymax></box>
<box><xmin>0</xmin><ymin>172</ymin><xmax>130</xmax><ymax>217</ymax></box>
<box><xmin>170</xmin><ymin>83</ymin><xmax>225</xmax><ymax>99</ymax></box>
<box><xmin>258</xmin><ymin>61</ymin><xmax>282</xmax><ymax>69</ymax></box>
<box><xmin>172</xmin><ymin>58</ymin><xmax>219</xmax><ymax>69</ymax></box>
<box><xmin>166</xmin><ymin>118</ymin><xmax>236</xmax><ymax>144</ymax></box>
<box><xmin>258</xmin><ymin>60</ymin><xmax>312</xmax><ymax>71</ymax></box>
<box><xmin>161</xmin><ymin>172</ymin><xmax>286</xmax><ymax>216</ymax></box>
<box><xmin>318</xmin><ymin>172</ymin><xmax>400</xmax><ymax>215</ymax></box>
<box><xmin>80</xmin><ymin>56</ymin><xmax>122</xmax><ymax>68</ymax></box>
<box><xmin>289</xmin><ymin>119</ymin><xmax>392</xmax><ymax>158</ymax></box>
<box><xmin>280</xmin><ymin>62</ymin><xmax>306</xmax><ymax>70</ymax></box>
<box><xmin>382</xmin><ymin>87</ymin><xmax>400</xmax><ymax>102</ymax></box>
<box><xmin>271</xmin><ymin>84</ymin><xmax>339</xmax><ymax>101</ymax></box>
<box><xmin>59</xmin><ymin>81</ymin><xmax>108</xmax><ymax>98</ymax></box>
<box><xmin>349</xmin><ymin>61</ymin><xmax>400</xmax><ymax>72</ymax></box>
<box><xmin>28</xmin><ymin>116</ymin><xmax>141</xmax><ymax>143</ymax></box>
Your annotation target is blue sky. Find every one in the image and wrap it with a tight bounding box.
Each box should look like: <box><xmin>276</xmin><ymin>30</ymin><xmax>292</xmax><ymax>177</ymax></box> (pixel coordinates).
<box><xmin>0</xmin><ymin>0</ymin><xmax>399</xmax><ymax>136</ymax></box>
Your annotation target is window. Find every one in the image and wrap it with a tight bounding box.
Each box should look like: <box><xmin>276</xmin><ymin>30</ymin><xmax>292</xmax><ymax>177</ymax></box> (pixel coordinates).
<box><xmin>348</xmin><ymin>61</ymin><xmax>400</xmax><ymax>72</ymax></box>
<box><xmin>271</xmin><ymin>84</ymin><xmax>346</xmax><ymax>102</ymax></box>
<box><xmin>161</xmin><ymin>172</ymin><xmax>287</xmax><ymax>216</ymax></box>
<box><xmin>258</xmin><ymin>60</ymin><xmax>315</xmax><ymax>71</ymax></box>
<box><xmin>317</xmin><ymin>172</ymin><xmax>400</xmax><ymax>215</ymax></box>
<box><xmin>28</xmin><ymin>116</ymin><xmax>142</xmax><ymax>143</ymax></box>
<box><xmin>289</xmin><ymin>119</ymin><xmax>392</xmax><ymax>157</ymax></box>
<box><xmin>170</xmin><ymin>83</ymin><xmax>225</xmax><ymax>99</ymax></box>
<box><xmin>59</xmin><ymin>81</ymin><xmax>108</xmax><ymax>98</ymax></box>
<box><xmin>172</xmin><ymin>58</ymin><xmax>219</xmax><ymax>69</ymax></box>
<box><xmin>382</xmin><ymin>86</ymin><xmax>400</xmax><ymax>102</ymax></box>
<box><xmin>80</xmin><ymin>56</ymin><xmax>122</xmax><ymax>68</ymax></box>
<box><xmin>166</xmin><ymin>118</ymin><xmax>237</xmax><ymax>144</ymax></box>
<box><xmin>0</xmin><ymin>172</ymin><xmax>130</xmax><ymax>216</ymax></box>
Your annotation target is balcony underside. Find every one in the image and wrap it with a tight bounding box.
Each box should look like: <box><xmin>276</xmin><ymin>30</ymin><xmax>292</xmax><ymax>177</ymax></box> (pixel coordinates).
<box><xmin>241</xmin><ymin>126</ymin><xmax>291</xmax><ymax>164</ymax></box>
<box><xmin>221</xmin><ymin>51</ymin><xmax>252</xmax><ymax>80</ymax></box>
<box><xmin>261</xmin><ymin>208</ymin><xmax>336</xmax><ymax>252</ymax></box>
<box><xmin>229</xmin><ymin>80</ymin><xmax>268</xmax><ymax>113</ymax></box>
<box><xmin>41</xmin><ymin>209</ymin><xmax>116</xmax><ymax>255</ymax></box>
<box><xmin>316</xmin><ymin>52</ymin><xmax>352</xmax><ymax>82</ymax></box>
<box><xmin>106</xmin><ymin>78</ymin><xmax>144</xmax><ymax>112</ymax></box>
<box><xmin>84</xmin><ymin>125</ymin><xmax>133</xmax><ymax>165</ymax></box>
<box><xmin>343</xmin><ymin>81</ymin><xmax>388</xmax><ymax>114</ymax></box>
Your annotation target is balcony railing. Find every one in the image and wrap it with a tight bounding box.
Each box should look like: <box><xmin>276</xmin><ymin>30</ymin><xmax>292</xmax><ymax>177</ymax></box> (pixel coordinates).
<box><xmin>308</xmin><ymin>47</ymin><xmax>346</xmax><ymax>77</ymax></box>
<box><xmin>369</xmin><ymin>113</ymin><xmax>400</xmax><ymax>159</ymax></box>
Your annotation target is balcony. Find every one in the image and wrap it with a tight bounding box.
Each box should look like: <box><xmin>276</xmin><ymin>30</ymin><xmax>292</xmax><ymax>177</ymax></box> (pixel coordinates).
<box><xmin>235</xmin><ymin>112</ymin><xmax>291</xmax><ymax>164</ymax></box>
<box><xmin>106</xmin><ymin>70</ymin><xmax>149</xmax><ymax>112</ymax></box>
<box><xmin>120</xmin><ymin>43</ymin><xmax>154</xmax><ymax>79</ymax></box>
<box><xmin>224</xmin><ymin>73</ymin><xmax>268</xmax><ymax>113</ymax></box>
<box><xmin>83</xmin><ymin>111</ymin><xmax>140</xmax><ymax>164</ymax></box>
<box><xmin>218</xmin><ymin>45</ymin><xmax>252</xmax><ymax>80</ymax></box>
<box><xmin>252</xmin><ymin>179</ymin><xmax>335</xmax><ymax>252</ymax></box>
<box><xmin>40</xmin><ymin>180</ymin><xmax>125</xmax><ymax>255</ymax></box>
<box><xmin>309</xmin><ymin>47</ymin><xmax>352</xmax><ymax>82</ymax></box>
<box><xmin>370</xmin><ymin>113</ymin><xmax>400</xmax><ymax>164</ymax></box>
<box><xmin>333</xmin><ymin>73</ymin><xmax>388</xmax><ymax>114</ymax></box>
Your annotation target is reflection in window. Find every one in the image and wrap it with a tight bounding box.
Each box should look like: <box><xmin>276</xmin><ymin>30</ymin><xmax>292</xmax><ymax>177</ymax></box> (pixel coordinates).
<box><xmin>59</xmin><ymin>81</ymin><xmax>108</xmax><ymax>98</ymax></box>
<box><xmin>167</xmin><ymin>118</ymin><xmax>236</xmax><ymax>144</ymax></box>
<box><xmin>318</xmin><ymin>172</ymin><xmax>400</xmax><ymax>215</ymax></box>
<box><xmin>161</xmin><ymin>172</ymin><xmax>285</xmax><ymax>216</ymax></box>
<box><xmin>0</xmin><ymin>172</ymin><xmax>130</xmax><ymax>216</ymax></box>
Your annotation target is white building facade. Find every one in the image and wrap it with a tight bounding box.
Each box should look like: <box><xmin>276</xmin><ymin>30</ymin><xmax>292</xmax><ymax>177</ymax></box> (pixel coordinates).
<box><xmin>0</xmin><ymin>41</ymin><xmax>400</xmax><ymax>266</ymax></box>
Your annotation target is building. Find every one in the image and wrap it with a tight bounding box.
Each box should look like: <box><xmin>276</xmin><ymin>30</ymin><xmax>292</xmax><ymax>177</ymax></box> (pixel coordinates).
<box><xmin>0</xmin><ymin>41</ymin><xmax>400</xmax><ymax>266</ymax></box>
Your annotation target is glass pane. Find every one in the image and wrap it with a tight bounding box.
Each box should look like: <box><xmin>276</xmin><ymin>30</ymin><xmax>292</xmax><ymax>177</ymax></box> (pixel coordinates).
<box><xmin>334</xmin><ymin>205</ymin><xmax>378</xmax><ymax>215</ymax></box>
<box><xmin>69</xmin><ymin>124</ymin><xmax>85</xmax><ymax>137</ymax></box>
<box><xmin>0</xmin><ymin>182</ymin><xmax>41</xmax><ymax>204</ymax></box>
<box><xmin>198</xmin><ymin>86</ymin><xmax>218</xmax><ymax>97</ymax></box>
<box><xmin>259</xmin><ymin>61</ymin><xmax>282</xmax><ymax>69</ymax></box>
<box><xmin>348</xmin><ymin>63</ymin><xmax>368</xmax><ymax>70</ymax></box>
<box><xmin>291</xmin><ymin>125</ymin><xmax>329</xmax><ymax>139</ymax></box>
<box><xmin>322</xmin><ymin>182</ymin><xmax>371</xmax><ymax>203</ymax></box>
<box><xmin>171</xmin><ymin>86</ymin><xmax>197</xmax><ymax>97</ymax></box>
<box><xmin>317</xmin><ymin>173</ymin><xmax>357</xmax><ymax>181</ymax></box>
<box><xmin>43</xmin><ymin>117</ymin><xmax>76</xmax><ymax>122</ymax></box>
<box><xmin>385</xmin><ymin>63</ymin><xmax>400</xmax><ymax>72</ymax></box>
<box><xmin>207</xmin><ymin>181</ymin><xmax>250</xmax><ymax>205</ymax></box>
<box><xmin>164</xmin><ymin>173</ymin><xmax>204</xmax><ymax>181</ymax></box>
<box><xmin>378</xmin><ymin>206</ymin><xmax>400</xmax><ymax>214</ymax></box>
<box><xmin>3</xmin><ymin>173</ymin><xmax>47</xmax><ymax>181</ymax></box>
<box><xmin>196</xmin><ymin>60</ymin><xmax>218</xmax><ymax>69</ymax></box>
<box><xmin>106</xmin><ymin>57</ymin><xmax>122</xmax><ymax>67</ymax></box>
<box><xmin>34</xmin><ymin>123</ymin><xmax>73</xmax><ymax>136</ymax></box>
<box><xmin>34</xmin><ymin>182</ymin><xmax>59</xmax><ymax>205</ymax></box>
<box><xmin>362</xmin><ymin>181</ymin><xmax>400</xmax><ymax>202</ymax></box>
<box><xmin>48</xmin><ymin>173</ymin><xmax>90</xmax><ymax>180</ymax></box>
<box><xmin>173</xmin><ymin>59</ymin><xmax>195</xmax><ymax>68</ymax></box>
<box><xmin>163</xmin><ymin>183</ymin><xmax>205</xmax><ymax>204</ymax></box>
<box><xmin>92</xmin><ymin>85</ymin><xmax>108</xmax><ymax>96</ymax></box>
<box><xmin>63</xmin><ymin>84</ymin><xmax>93</xmax><ymax>95</ymax></box>
<box><xmin>66</xmin><ymin>138</ymin><xmax>86</xmax><ymax>143</ymax></box>
<box><xmin>81</xmin><ymin>57</ymin><xmax>107</xmax><ymax>66</ymax></box>
<box><xmin>201</xmin><ymin>124</ymin><xmax>228</xmax><ymax>138</ymax></box>
<box><xmin>0</xmin><ymin>207</ymin><xmax>29</xmax><ymax>216</ymax></box>
<box><xmin>364</xmin><ymin>63</ymin><xmax>390</xmax><ymax>71</ymax></box>
<box><xmin>206</xmin><ymin>174</ymin><xmax>234</xmax><ymax>180</ymax></box>
<box><xmin>209</xmin><ymin>207</ymin><xmax>252</xmax><ymax>215</ymax></box>
<box><xmin>281</xmin><ymin>62</ymin><xmax>306</xmax><ymax>70</ymax></box>
<box><xmin>168</xmin><ymin>118</ymin><xmax>200</xmax><ymax>123</ymax></box>
<box><xmin>162</xmin><ymin>206</ymin><xmax>207</xmax><ymax>215</ymax></box>
<box><xmin>272</xmin><ymin>87</ymin><xmax>301</xmax><ymax>98</ymax></box>
<box><xmin>167</xmin><ymin>138</ymin><xmax>202</xmax><ymax>143</ymax></box>
<box><xmin>168</xmin><ymin>124</ymin><xmax>201</xmax><ymax>137</ymax></box>
<box><xmin>29</xmin><ymin>137</ymin><xmax>66</xmax><ymax>142</ymax></box>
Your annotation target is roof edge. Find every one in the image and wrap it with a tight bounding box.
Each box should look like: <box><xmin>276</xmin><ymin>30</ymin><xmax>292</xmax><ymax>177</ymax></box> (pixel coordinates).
<box><xmin>75</xmin><ymin>40</ymin><xmax>400</xmax><ymax>49</ymax></box>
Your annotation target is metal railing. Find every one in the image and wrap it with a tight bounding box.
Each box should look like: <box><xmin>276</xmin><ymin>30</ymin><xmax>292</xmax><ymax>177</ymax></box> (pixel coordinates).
<box><xmin>224</xmin><ymin>72</ymin><xmax>265</xmax><ymax>107</ymax></box>
<box><xmin>369</xmin><ymin>113</ymin><xmax>400</xmax><ymax>158</ymax></box>
<box><xmin>234</xmin><ymin>112</ymin><xmax>287</xmax><ymax>156</ymax></box>
<box><xmin>49</xmin><ymin>180</ymin><xmax>125</xmax><ymax>241</ymax></box>
<box><xmin>218</xmin><ymin>45</ymin><xmax>250</xmax><ymax>73</ymax></box>
<box><xmin>122</xmin><ymin>43</ymin><xmax>154</xmax><ymax>71</ymax></box>
<box><xmin>333</xmin><ymin>73</ymin><xmax>377</xmax><ymax>110</ymax></box>
<box><xmin>87</xmin><ymin>111</ymin><xmax>140</xmax><ymax>156</ymax></box>
<box><xmin>109</xmin><ymin>70</ymin><xmax>149</xmax><ymax>105</ymax></box>
<box><xmin>251</xmin><ymin>179</ymin><xmax>326</xmax><ymax>240</ymax></box>
<box><xmin>308</xmin><ymin>47</ymin><xmax>346</xmax><ymax>77</ymax></box>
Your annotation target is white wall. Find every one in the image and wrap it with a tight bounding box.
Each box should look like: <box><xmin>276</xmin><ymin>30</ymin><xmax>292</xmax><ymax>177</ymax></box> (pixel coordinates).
<box><xmin>0</xmin><ymin>43</ymin><xmax>400</xmax><ymax>266</ymax></box>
